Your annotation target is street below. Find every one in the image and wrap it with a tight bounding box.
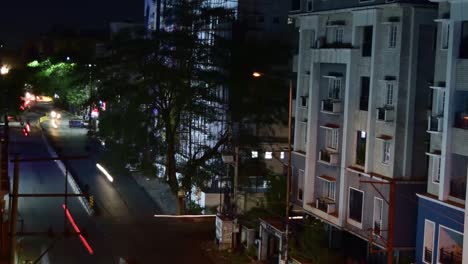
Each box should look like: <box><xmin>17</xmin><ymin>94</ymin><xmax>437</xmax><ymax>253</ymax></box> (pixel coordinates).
<box><xmin>9</xmin><ymin>103</ymin><xmax>215</xmax><ymax>263</ymax></box>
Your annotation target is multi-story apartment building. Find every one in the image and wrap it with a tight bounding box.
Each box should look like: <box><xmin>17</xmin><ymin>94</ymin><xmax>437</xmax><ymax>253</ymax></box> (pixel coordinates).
<box><xmin>289</xmin><ymin>0</ymin><xmax>437</xmax><ymax>261</ymax></box>
<box><xmin>415</xmin><ymin>1</ymin><xmax>468</xmax><ymax>264</ymax></box>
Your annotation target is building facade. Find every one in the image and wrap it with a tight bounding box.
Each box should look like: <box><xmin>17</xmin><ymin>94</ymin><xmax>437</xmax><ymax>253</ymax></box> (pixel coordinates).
<box><xmin>415</xmin><ymin>1</ymin><xmax>468</xmax><ymax>263</ymax></box>
<box><xmin>289</xmin><ymin>0</ymin><xmax>437</xmax><ymax>261</ymax></box>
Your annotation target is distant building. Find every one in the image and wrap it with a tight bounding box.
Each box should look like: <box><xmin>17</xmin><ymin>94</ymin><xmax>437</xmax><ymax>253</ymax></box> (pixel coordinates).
<box><xmin>290</xmin><ymin>0</ymin><xmax>437</xmax><ymax>261</ymax></box>
<box><xmin>415</xmin><ymin>1</ymin><xmax>468</xmax><ymax>264</ymax></box>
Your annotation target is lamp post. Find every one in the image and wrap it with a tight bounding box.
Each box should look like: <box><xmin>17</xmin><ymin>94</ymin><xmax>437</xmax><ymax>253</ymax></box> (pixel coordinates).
<box><xmin>252</xmin><ymin>72</ymin><xmax>293</xmax><ymax>263</ymax></box>
<box><xmin>0</xmin><ymin>65</ymin><xmax>9</xmax><ymax>260</ymax></box>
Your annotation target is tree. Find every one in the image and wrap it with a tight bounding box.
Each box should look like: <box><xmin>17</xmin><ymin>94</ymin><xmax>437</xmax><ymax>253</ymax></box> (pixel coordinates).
<box><xmin>0</xmin><ymin>68</ymin><xmax>26</xmax><ymax>118</ymax></box>
<box><xmin>96</xmin><ymin>0</ymin><xmax>234</xmax><ymax>214</ymax></box>
<box><xmin>27</xmin><ymin>59</ymin><xmax>91</xmax><ymax>113</ymax></box>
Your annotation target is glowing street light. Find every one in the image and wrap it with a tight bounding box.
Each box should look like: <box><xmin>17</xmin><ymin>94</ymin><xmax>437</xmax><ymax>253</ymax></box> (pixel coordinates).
<box><xmin>1</xmin><ymin>65</ymin><xmax>10</xmax><ymax>75</ymax></box>
<box><xmin>252</xmin><ymin>71</ymin><xmax>262</xmax><ymax>78</ymax></box>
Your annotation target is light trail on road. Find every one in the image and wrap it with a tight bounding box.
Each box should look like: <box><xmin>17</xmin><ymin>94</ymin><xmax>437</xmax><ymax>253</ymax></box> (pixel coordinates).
<box><xmin>96</xmin><ymin>163</ymin><xmax>114</xmax><ymax>182</ymax></box>
<box><xmin>62</xmin><ymin>204</ymin><xmax>94</xmax><ymax>255</ymax></box>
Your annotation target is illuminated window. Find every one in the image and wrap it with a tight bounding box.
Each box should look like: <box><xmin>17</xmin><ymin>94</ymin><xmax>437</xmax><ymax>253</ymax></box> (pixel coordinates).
<box><xmin>280</xmin><ymin>152</ymin><xmax>285</xmax><ymax>159</ymax></box>
<box><xmin>251</xmin><ymin>151</ymin><xmax>258</xmax><ymax>158</ymax></box>
<box><xmin>265</xmin><ymin>152</ymin><xmax>272</xmax><ymax>159</ymax></box>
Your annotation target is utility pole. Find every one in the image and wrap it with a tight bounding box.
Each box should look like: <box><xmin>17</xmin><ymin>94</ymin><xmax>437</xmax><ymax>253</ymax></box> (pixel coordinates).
<box><xmin>283</xmin><ymin>80</ymin><xmax>293</xmax><ymax>263</ymax></box>
<box><xmin>9</xmin><ymin>155</ymin><xmax>19</xmax><ymax>264</ymax></box>
<box><xmin>361</xmin><ymin>179</ymin><xmax>395</xmax><ymax>264</ymax></box>
<box><xmin>387</xmin><ymin>181</ymin><xmax>395</xmax><ymax>264</ymax></box>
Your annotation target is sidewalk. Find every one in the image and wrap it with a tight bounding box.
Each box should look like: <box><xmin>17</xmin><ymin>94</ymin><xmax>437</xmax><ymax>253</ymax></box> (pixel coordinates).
<box><xmin>130</xmin><ymin>172</ymin><xmax>177</xmax><ymax>215</ymax></box>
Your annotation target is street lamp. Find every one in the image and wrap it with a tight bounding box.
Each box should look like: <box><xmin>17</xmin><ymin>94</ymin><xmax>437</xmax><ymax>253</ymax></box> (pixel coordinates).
<box><xmin>0</xmin><ymin>64</ymin><xmax>9</xmax><ymax>254</ymax></box>
<box><xmin>1</xmin><ymin>65</ymin><xmax>9</xmax><ymax>75</ymax></box>
<box><xmin>252</xmin><ymin>71</ymin><xmax>293</xmax><ymax>263</ymax></box>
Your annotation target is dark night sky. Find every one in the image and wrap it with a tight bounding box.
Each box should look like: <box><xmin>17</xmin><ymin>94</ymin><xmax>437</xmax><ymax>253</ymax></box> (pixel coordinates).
<box><xmin>0</xmin><ymin>0</ymin><xmax>143</xmax><ymax>48</ymax></box>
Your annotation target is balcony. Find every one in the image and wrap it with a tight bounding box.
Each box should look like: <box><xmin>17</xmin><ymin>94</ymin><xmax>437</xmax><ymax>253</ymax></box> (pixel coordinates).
<box><xmin>427</xmin><ymin>116</ymin><xmax>444</xmax><ymax>133</ymax></box>
<box><xmin>377</xmin><ymin>107</ymin><xmax>394</xmax><ymax>122</ymax></box>
<box><xmin>454</xmin><ymin>112</ymin><xmax>468</xmax><ymax>130</ymax></box>
<box><xmin>315</xmin><ymin>197</ymin><xmax>336</xmax><ymax>214</ymax></box>
<box><xmin>318</xmin><ymin>149</ymin><xmax>339</xmax><ymax>166</ymax></box>
<box><xmin>373</xmin><ymin>220</ymin><xmax>382</xmax><ymax>236</ymax></box>
<box><xmin>321</xmin><ymin>99</ymin><xmax>341</xmax><ymax>114</ymax></box>
<box><xmin>450</xmin><ymin>178</ymin><xmax>466</xmax><ymax>200</ymax></box>
<box><xmin>311</xmin><ymin>44</ymin><xmax>357</xmax><ymax>64</ymax></box>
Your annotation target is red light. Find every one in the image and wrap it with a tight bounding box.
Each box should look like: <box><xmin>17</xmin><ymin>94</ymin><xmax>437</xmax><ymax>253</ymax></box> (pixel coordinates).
<box><xmin>26</xmin><ymin>124</ymin><xmax>30</xmax><ymax>132</ymax></box>
<box><xmin>62</xmin><ymin>204</ymin><xmax>94</xmax><ymax>255</ymax></box>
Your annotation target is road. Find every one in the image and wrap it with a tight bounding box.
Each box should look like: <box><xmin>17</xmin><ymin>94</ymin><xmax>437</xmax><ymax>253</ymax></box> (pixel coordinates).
<box><xmin>10</xmin><ymin>103</ymin><xmax>215</xmax><ymax>263</ymax></box>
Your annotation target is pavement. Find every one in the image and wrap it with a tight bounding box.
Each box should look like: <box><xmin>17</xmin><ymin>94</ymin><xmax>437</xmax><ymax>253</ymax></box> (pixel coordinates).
<box><xmin>8</xmin><ymin>103</ymin><xmax>216</xmax><ymax>264</ymax></box>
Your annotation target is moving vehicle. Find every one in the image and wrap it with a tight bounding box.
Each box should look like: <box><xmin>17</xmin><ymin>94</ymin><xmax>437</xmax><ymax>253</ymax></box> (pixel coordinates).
<box><xmin>69</xmin><ymin>119</ymin><xmax>86</xmax><ymax>128</ymax></box>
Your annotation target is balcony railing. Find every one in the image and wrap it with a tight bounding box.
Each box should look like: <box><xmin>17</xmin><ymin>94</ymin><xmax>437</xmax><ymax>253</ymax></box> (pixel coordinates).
<box><xmin>319</xmin><ymin>149</ymin><xmax>339</xmax><ymax>166</ymax></box>
<box><xmin>450</xmin><ymin>178</ymin><xmax>466</xmax><ymax>200</ymax></box>
<box><xmin>424</xmin><ymin>247</ymin><xmax>433</xmax><ymax>263</ymax></box>
<box><xmin>439</xmin><ymin>248</ymin><xmax>462</xmax><ymax>264</ymax></box>
<box><xmin>377</xmin><ymin>107</ymin><xmax>394</xmax><ymax>122</ymax></box>
<box><xmin>315</xmin><ymin>197</ymin><xmax>336</xmax><ymax>214</ymax></box>
<box><xmin>321</xmin><ymin>99</ymin><xmax>341</xmax><ymax>114</ymax></box>
<box><xmin>454</xmin><ymin>112</ymin><xmax>468</xmax><ymax>129</ymax></box>
<box><xmin>428</xmin><ymin>116</ymin><xmax>444</xmax><ymax>132</ymax></box>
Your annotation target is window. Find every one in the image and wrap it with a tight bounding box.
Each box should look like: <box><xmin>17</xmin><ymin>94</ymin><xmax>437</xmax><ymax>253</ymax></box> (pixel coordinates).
<box><xmin>360</xmin><ymin>77</ymin><xmax>370</xmax><ymax>111</ymax></box>
<box><xmin>356</xmin><ymin>131</ymin><xmax>367</xmax><ymax>166</ymax></box>
<box><xmin>307</xmin><ymin>0</ymin><xmax>312</xmax><ymax>11</ymax></box>
<box><xmin>385</xmin><ymin>83</ymin><xmax>394</xmax><ymax>106</ymax></box>
<box><xmin>388</xmin><ymin>25</ymin><xmax>397</xmax><ymax>48</ymax></box>
<box><xmin>324</xmin><ymin>180</ymin><xmax>336</xmax><ymax>200</ymax></box>
<box><xmin>373</xmin><ymin>197</ymin><xmax>383</xmax><ymax>236</ymax></box>
<box><xmin>309</xmin><ymin>30</ymin><xmax>316</xmax><ymax>48</ymax></box>
<box><xmin>298</xmin><ymin>170</ymin><xmax>305</xmax><ymax>201</ymax></box>
<box><xmin>265</xmin><ymin>152</ymin><xmax>272</xmax><ymax>160</ymax></box>
<box><xmin>300</xmin><ymin>95</ymin><xmax>308</xmax><ymax>108</ymax></box>
<box><xmin>251</xmin><ymin>151</ymin><xmax>258</xmax><ymax>158</ymax></box>
<box><xmin>382</xmin><ymin>141</ymin><xmax>391</xmax><ymax>164</ymax></box>
<box><xmin>431</xmin><ymin>156</ymin><xmax>441</xmax><ymax>183</ymax></box>
<box><xmin>291</xmin><ymin>0</ymin><xmax>300</xmax><ymax>11</ymax></box>
<box><xmin>273</xmin><ymin>17</ymin><xmax>279</xmax><ymax>23</ymax></box>
<box><xmin>362</xmin><ymin>26</ymin><xmax>373</xmax><ymax>57</ymax></box>
<box><xmin>328</xmin><ymin>79</ymin><xmax>342</xmax><ymax>100</ymax></box>
<box><xmin>349</xmin><ymin>188</ymin><xmax>364</xmax><ymax>223</ymax></box>
<box><xmin>438</xmin><ymin>225</ymin><xmax>464</xmax><ymax>264</ymax></box>
<box><xmin>441</xmin><ymin>22</ymin><xmax>450</xmax><ymax>50</ymax></box>
<box><xmin>434</xmin><ymin>90</ymin><xmax>445</xmax><ymax>115</ymax></box>
<box><xmin>280</xmin><ymin>152</ymin><xmax>285</xmax><ymax>159</ymax></box>
<box><xmin>423</xmin><ymin>220</ymin><xmax>435</xmax><ymax>264</ymax></box>
<box><xmin>460</xmin><ymin>21</ymin><xmax>468</xmax><ymax>58</ymax></box>
<box><xmin>335</xmin><ymin>28</ymin><xmax>344</xmax><ymax>44</ymax></box>
<box><xmin>326</xmin><ymin>128</ymin><xmax>339</xmax><ymax>150</ymax></box>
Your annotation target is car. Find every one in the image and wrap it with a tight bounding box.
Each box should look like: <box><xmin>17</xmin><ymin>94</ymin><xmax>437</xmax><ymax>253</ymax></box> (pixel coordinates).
<box><xmin>69</xmin><ymin>119</ymin><xmax>86</xmax><ymax>128</ymax></box>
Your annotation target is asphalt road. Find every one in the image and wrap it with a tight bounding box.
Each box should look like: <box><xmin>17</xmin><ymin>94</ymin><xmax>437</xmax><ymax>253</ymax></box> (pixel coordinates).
<box><xmin>10</xmin><ymin>103</ymin><xmax>215</xmax><ymax>264</ymax></box>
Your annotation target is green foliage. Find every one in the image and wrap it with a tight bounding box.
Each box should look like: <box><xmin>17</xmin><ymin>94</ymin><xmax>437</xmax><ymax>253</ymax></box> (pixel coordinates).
<box><xmin>264</xmin><ymin>174</ymin><xmax>287</xmax><ymax>217</ymax></box>
<box><xmin>0</xmin><ymin>68</ymin><xmax>26</xmax><ymax>116</ymax></box>
<box><xmin>27</xmin><ymin>58</ymin><xmax>91</xmax><ymax>110</ymax></box>
<box><xmin>95</xmin><ymin>0</ymin><xmax>234</xmax><ymax>199</ymax></box>
<box><xmin>291</xmin><ymin>218</ymin><xmax>341</xmax><ymax>264</ymax></box>
<box><xmin>185</xmin><ymin>200</ymin><xmax>205</xmax><ymax>215</ymax></box>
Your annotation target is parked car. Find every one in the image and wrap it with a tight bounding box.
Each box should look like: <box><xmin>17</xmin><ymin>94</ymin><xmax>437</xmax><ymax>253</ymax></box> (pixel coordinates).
<box><xmin>69</xmin><ymin>119</ymin><xmax>86</xmax><ymax>128</ymax></box>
